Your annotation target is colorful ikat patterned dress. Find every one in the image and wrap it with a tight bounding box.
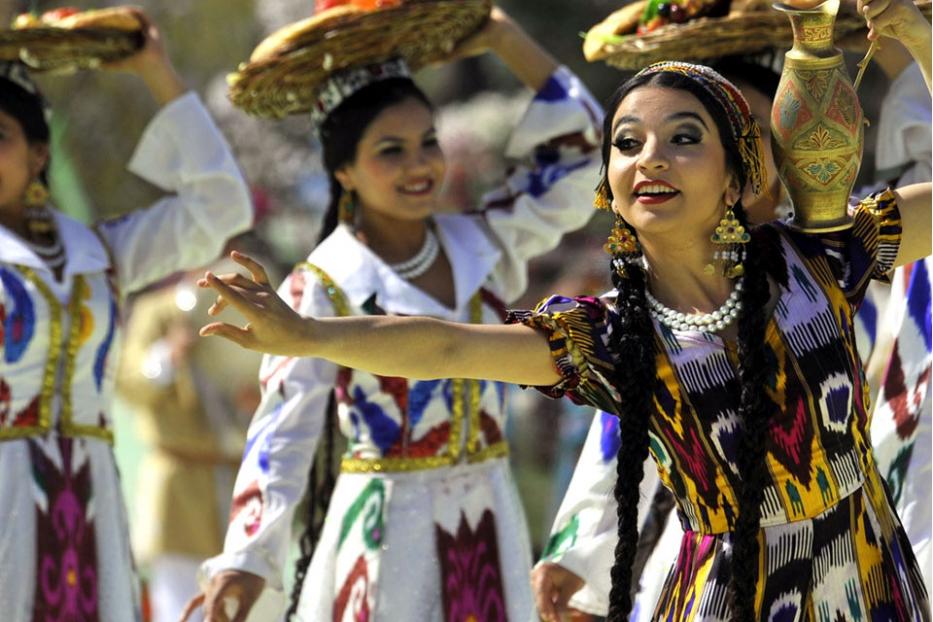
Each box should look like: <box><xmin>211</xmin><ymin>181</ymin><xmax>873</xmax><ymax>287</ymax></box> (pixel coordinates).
<box><xmin>510</xmin><ymin>191</ymin><xmax>930</xmax><ymax>621</ymax></box>
<box><xmin>199</xmin><ymin>67</ymin><xmax>603</xmax><ymax>622</ymax></box>
<box><xmin>0</xmin><ymin>93</ymin><xmax>253</xmax><ymax>622</ymax></box>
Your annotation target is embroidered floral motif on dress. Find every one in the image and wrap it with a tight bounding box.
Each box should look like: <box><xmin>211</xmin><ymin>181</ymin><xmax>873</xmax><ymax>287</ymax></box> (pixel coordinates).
<box><xmin>436</xmin><ymin>510</ymin><xmax>508</xmax><ymax>622</ymax></box>
<box><xmin>29</xmin><ymin>438</ymin><xmax>99</xmax><ymax>621</ymax></box>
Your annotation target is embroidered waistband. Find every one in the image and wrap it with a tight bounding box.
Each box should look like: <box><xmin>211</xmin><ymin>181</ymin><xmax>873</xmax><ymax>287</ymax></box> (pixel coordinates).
<box><xmin>340</xmin><ymin>442</ymin><xmax>509</xmax><ymax>473</ymax></box>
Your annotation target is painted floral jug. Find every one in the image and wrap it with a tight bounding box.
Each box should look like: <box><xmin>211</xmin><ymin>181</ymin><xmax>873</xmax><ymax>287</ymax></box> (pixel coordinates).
<box><xmin>771</xmin><ymin>0</ymin><xmax>863</xmax><ymax>231</ymax></box>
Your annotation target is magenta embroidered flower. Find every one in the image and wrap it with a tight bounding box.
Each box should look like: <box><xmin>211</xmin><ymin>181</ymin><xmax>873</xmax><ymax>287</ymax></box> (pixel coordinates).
<box><xmin>435</xmin><ymin>510</ymin><xmax>507</xmax><ymax>622</ymax></box>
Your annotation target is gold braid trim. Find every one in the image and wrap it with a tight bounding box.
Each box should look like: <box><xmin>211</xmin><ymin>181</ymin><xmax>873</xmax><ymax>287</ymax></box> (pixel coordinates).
<box><xmin>465</xmin><ymin>293</ymin><xmax>483</xmax><ymax>454</ymax></box>
<box><xmin>60</xmin><ymin>275</ymin><xmax>113</xmax><ymax>442</ymax></box>
<box><xmin>295</xmin><ymin>262</ymin><xmax>351</xmax><ymax>316</ymax></box>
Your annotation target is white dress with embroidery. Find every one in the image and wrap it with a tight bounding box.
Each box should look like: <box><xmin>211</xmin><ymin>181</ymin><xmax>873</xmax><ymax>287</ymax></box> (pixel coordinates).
<box><xmin>0</xmin><ymin>93</ymin><xmax>252</xmax><ymax>622</ymax></box>
<box><xmin>199</xmin><ymin>66</ymin><xmax>603</xmax><ymax>622</ymax></box>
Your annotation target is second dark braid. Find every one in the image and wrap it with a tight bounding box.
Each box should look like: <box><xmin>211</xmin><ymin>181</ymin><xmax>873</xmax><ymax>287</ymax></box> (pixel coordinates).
<box><xmin>728</xmin><ymin>210</ymin><xmax>774</xmax><ymax>621</ymax></box>
<box><xmin>606</xmin><ymin>261</ymin><xmax>657</xmax><ymax>621</ymax></box>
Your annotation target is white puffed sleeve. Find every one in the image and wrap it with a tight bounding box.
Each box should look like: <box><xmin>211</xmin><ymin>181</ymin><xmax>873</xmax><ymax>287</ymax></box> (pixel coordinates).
<box><xmin>95</xmin><ymin>92</ymin><xmax>253</xmax><ymax>294</ymax></box>
<box><xmin>198</xmin><ymin>270</ymin><xmax>338</xmax><ymax>615</ymax></box>
<box><xmin>478</xmin><ymin>66</ymin><xmax>604</xmax><ymax>303</ymax></box>
<box><xmin>536</xmin><ymin>409</ymin><xmax>661</xmax><ymax>617</ymax></box>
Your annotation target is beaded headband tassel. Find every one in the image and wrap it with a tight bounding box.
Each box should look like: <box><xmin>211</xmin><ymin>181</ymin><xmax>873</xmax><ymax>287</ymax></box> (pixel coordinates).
<box><xmin>311</xmin><ymin>57</ymin><xmax>411</xmax><ymax>128</ymax></box>
<box><xmin>635</xmin><ymin>61</ymin><xmax>767</xmax><ymax>196</ymax></box>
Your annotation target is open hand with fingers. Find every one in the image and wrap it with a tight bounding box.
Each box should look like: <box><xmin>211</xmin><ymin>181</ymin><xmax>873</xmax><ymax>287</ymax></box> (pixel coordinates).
<box><xmin>198</xmin><ymin>251</ymin><xmax>315</xmax><ymax>357</ymax></box>
<box><xmin>178</xmin><ymin>569</ymin><xmax>265</xmax><ymax>622</ymax></box>
<box><xmin>531</xmin><ymin>562</ymin><xmax>593</xmax><ymax>622</ymax></box>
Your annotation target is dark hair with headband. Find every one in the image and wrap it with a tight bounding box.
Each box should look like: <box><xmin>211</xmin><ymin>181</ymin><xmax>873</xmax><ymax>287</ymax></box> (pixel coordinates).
<box><xmin>316</xmin><ymin>77</ymin><xmax>434</xmax><ymax>244</ymax></box>
<box><xmin>598</xmin><ymin>65</ymin><xmax>773</xmax><ymax>622</ymax></box>
<box><xmin>0</xmin><ymin>74</ymin><xmax>51</xmax><ymax>184</ymax></box>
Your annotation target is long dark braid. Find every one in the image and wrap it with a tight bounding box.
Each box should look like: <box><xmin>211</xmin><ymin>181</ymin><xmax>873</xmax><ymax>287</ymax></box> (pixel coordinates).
<box><xmin>600</xmin><ymin>70</ymin><xmax>774</xmax><ymax>621</ymax></box>
<box><xmin>606</xmin><ymin>260</ymin><xmax>657</xmax><ymax>619</ymax></box>
<box><xmin>285</xmin><ymin>394</ymin><xmax>338</xmax><ymax>618</ymax></box>
<box><xmin>728</xmin><ymin>205</ymin><xmax>773</xmax><ymax>620</ymax></box>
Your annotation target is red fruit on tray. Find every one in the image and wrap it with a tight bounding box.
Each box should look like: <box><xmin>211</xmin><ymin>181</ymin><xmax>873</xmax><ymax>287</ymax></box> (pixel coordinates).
<box><xmin>354</xmin><ymin>0</ymin><xmax>402</xmax><ymax>8</ymax></box>
<box><xmin>315</xmin><ymin>0</ymin><xmax>402</xmax><ymax>9</ymax></box>
<box><xmin>42</xmin><ymin>7</ymin><xmax>81</xmax><ymax>21</ymax></box>
<box><xmin>316</xmin><ymin>0</ymin><xmax>348</xmax><ymax>9</ymax></box>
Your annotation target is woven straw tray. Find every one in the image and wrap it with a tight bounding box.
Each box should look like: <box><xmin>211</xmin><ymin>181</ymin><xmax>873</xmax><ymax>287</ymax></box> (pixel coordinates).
<box><xmin>229</xmin><ymin>0</ymin><xmax>491</xmax><ymax>118</ymax></box>
<box><xmin>0</xmin><ymin>27</ymin><xmax>143</xmax><ymax>72</ymax></box>
<box><xmin>591</xmin><ymin>0</ymin><xmax>931</xmax><ymax>69</ymax></box>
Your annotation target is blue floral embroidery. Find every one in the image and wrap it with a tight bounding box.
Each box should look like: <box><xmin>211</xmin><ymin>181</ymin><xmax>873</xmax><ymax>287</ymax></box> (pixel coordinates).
<box><xmin>93</xmin><ymin>299</ymin><xmax>117</xmax><ymax>391</ymax></box>
<box><xmin>353</xmin><ymin>386</ymin><xmax>401</xmax><ymax>454</ymax></box>
<box><xmin>1</xmin><ymin>267</ymin><xmax>35</xmax><ymax>363</ymax></box>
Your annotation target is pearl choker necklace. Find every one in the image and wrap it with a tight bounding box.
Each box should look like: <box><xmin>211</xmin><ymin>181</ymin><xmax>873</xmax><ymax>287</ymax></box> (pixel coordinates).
<box><xmin>388</xmin><ymin>228</ymin><xmax>439</xmax><ymax>280</ymax></box>
<box><xmin>645</xmin><ymin>278</ymin><xmax>744</xmax><ymax>333</ymax></box>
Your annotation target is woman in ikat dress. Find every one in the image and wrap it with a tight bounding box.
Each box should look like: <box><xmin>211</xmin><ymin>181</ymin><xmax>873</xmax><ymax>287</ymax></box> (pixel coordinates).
<box><xmin>0</xmin><ymin>10</ymin><xmax>253</xmax><ymax>622</ymax></box>
<box><xmin>198</xmin><ymin>0</ymin><xmax>933</xmax><ymax>616</ymax></box>
<box><xmin>187</xmin><ymin>7</ymin><xmax>603</xmax><ymax>622</ymax></box>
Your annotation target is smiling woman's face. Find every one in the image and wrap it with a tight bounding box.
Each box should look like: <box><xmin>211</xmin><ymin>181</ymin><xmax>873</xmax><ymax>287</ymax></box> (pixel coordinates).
<box><xmin>0</xmin><ymin>107</ymin><xmax>46</xmax><ymax>218</ymax></box>
<box><xmin>335</xmin><ymin>96</ymin><xmax>446</xmax><ymax>225</ymax></box>
<box><xmin>607</xmin><ymin>85</ymin><xmax>740</xmax><ymax>244</ymax></box>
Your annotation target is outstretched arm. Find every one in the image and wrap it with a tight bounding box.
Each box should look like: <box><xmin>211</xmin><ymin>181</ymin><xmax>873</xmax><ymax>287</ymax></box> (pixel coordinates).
<box><xmin>199</xmin><ymin>252</ymin><xmax>561</xmax><ymax>387</ymax></box>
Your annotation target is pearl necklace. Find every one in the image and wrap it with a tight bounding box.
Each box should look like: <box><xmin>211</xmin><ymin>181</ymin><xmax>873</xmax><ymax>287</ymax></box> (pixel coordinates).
<box><xmin>645</xmin><ymin>278</ymin><xmax>744</xmax><ymax>333</ymax></box>
<box><xmin>388</xmin><ymin>228</ymin><xmax>439</xmax><ymax>280</ymax></box>
<box><xmin>24</xmin><ymin>233</ymin><xmax>66</xmax><ymax>270</ymax></box>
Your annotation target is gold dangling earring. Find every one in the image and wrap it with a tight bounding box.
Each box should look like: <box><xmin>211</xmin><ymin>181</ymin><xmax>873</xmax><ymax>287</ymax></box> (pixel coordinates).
<box><xmin>338</xmin><ymin>189</ymin><xmax>356</xmax><ymax>225</ymax></box>
<box><xmin>604</xmin><ymin>216</ymin><xmax>641</xmax><ymax>278</ymax></box>
<box><xmin>23</xmin><ymin>179</ymin><xmax>53</xmax><ymax>236</ymax></box>
<box><xmin>593</xmin><ymin>178</ymin><xmax>611</xmax><ymax>210</ymax></box>
<box><xmin>706</xmin><ymin>202</ymin><xmax>749</xmax><ymax>278</ymax></box>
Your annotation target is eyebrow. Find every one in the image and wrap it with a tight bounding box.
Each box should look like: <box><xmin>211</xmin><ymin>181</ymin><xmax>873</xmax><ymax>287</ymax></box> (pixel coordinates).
<box><xmin>613</xmin><ymin>111</ymin><xmax>709</xmax><ymax>133</ymax></box>
<box><xmin>374</xmin><ymin>128</ymin><xmax>438</xmax><ymax>145</ymax></box>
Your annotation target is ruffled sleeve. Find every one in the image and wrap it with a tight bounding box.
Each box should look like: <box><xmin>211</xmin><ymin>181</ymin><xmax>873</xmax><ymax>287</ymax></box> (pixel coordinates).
<box><xmin>816</xmin><ymin>188</ymin><xmax>902</xmax><ymax>306</ymax></box>
<box><xmin>477</xmin><ymin>67</ymin><xmax>603</xmax><ymax>302</ymax></box>
<box><xmin>95</xmin><ymin>92</ymin><xmax>253</xmax><ymax>294</ymax></box>
<box><xmin>506</xmin><ymin>295</ymin><xmax>620</xmax><ymax>414</ymax></box>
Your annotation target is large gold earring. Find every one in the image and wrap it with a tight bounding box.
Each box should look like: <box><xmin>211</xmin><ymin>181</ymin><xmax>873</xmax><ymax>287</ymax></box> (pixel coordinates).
<box><xmin>594</xmin><ymin>178</ymin><xmax>611</xmax><ymax>210</ymax></box>
<box><xmin>23</xmin><ymin>179</ymin><xmax>54</xmax><ymax>236</ymax></box>
<box><xmin>24</xmin><ymin>179</ymin><xmax>49</xmax><ymax>207</ymax></box>
<box><xmin>604</xmin><ymin>216</ymin><xmax>641</xmax><ymax>278</ymax></box>
<box><xmin>338</xmin><ymin>189</ymin><xmax>356</xmax><ymax>225</ymax></box>
<box><xmin>706</xmin><ymin>203</ymin><xmax>749</xmax><ymax>278</ymax></box>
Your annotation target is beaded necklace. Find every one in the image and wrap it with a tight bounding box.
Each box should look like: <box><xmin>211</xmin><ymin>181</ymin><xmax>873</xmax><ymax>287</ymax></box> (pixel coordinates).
<box><xmin>387</xmin><ymin>228</ymin><xmax>439</xmax><ymax>280</ymax></box>
<box><xmin>645</xmin><ymin>278</ymin><xmax>744</xmax><ymax>333</ymax></box>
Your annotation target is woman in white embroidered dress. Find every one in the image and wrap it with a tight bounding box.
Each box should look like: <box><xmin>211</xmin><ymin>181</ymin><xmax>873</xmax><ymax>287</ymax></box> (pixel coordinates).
<box><xmin>0</xmin><ymin>11</ymin><xmax>252</xmax><ymax>622</ymax></box>
<box><xmin>188</xmin><ymin>7</ymin><xmax>602</xmax><ymax>622</ymax></box>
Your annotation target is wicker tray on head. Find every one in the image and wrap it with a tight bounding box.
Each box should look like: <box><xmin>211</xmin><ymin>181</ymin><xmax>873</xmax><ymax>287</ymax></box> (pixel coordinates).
<box><xmin>228</xmin><ymin>0</ymin><xmax>491</xmax><ymax>118</ymax></box>
<box><xmin>0</xmin><ymin>27</ymin><xmax>143</xmax><ymax>73</ymax></box>
<box><xmin>587</xmin><ymin>0</ymin><xmax>931</xmax><ymax>70</ymax></box>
